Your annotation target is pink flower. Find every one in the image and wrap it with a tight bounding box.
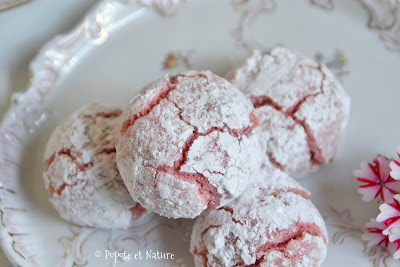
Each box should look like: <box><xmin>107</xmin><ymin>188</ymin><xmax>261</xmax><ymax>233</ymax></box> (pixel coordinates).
<box><xmin>354</xmin><ymin>155</ymin><xmax>400</xmax><ymax>203</ymax></box>
<box><xmin>390</xmin><ymin>148</ymin><xmax>400</xmax><ymax>180</ymax></box>
<box><xmin>377</xmin><ymin>195</ymin><xmax>400</xmax><ymax>227</ymax></box>
<box><xmin>362</xmin><ymin>219</ymin><xmax>398</xmax><ymax>255</ymax></box>
<box><xmin>388</xmin><ymin>227</ymin><xmax>400</xmax><ymax>259</ymax></box>
<box><xmin>377</xmin><ymin>194</ymin><xmax>400</xmax><ymax>259</ymax></box>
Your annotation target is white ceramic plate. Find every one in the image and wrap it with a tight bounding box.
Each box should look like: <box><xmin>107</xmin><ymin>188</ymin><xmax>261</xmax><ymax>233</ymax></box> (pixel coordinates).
<box><xmin>1</xmin><ymin>0</ymin><xmax>400</xmax><ymax>266</ymax></box>
<box><xmin>0</xmin><ymin>0</ymin><xmax>30</xmax><ymax>11</ymax></box>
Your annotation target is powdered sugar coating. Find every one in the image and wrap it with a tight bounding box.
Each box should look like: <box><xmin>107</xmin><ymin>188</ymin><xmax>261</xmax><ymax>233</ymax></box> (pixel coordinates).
<box><xmin>116</xmin><ymin>70</ymin><xmax>263</xmax><ymax>219</ymax></box>
<box><xmin>190</xmin><ymin>167</ymin><xmax>328</xmax><ymax>267</ymax></box>
<box><xmin>257</xmin><ymin>105</ymin><xmax>314</xmax><ymax>176</ymax></box>
<box><xmin>43</xmin><ymin>103</ymin><xmax>148</xmax><ymax>229</ymax></box>
<box><xmin>227</xmin><ymin>48</ymin><xmax>351</xmax><ymax>177</ymax></box>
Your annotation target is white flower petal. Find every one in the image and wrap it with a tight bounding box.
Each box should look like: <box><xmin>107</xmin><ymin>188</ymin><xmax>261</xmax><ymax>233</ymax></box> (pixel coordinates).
<box><xmin>390</xmin><ymin>160</ymin><xmax>400</xmax><ymax>180</ymax></box>
<box><xmin>375</xmin><ymin>155</ymin><xmax>392</xmax><ymax>182</ymax></box>
<box><xmin>382</xmin><ymin>187</ymin><xmax>395</xmax><ymax>203</ymax></box>
<box><xmin>354</xmin><ymin>161</ymin><xmax>379</xmax><ymax>183</ymax></box>
<box><xmin>377</xmin><ymin>202</ymin><xmax>400</xmax><ymax>223</ymax></box>
<box><xmin>358</xmin><ymin>185</ymin><xmax>381</xmax><ymax>202</ymax></box>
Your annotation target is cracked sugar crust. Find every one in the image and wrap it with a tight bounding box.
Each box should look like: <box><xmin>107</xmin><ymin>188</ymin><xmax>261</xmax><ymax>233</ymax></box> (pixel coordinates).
<box><xmin>227</xmin><ymin>47</ymin><xmax>351</xmax><ymax>178</ymax></box>
<box><xmin>190</xmin><ymin>167</ymin><xmax>328</xmax><ymax>267</ymax></box>
<box><xmin>43</xmin><ymin>103</ymin><xmax>149</xmax><ymax>230</ymax></box>
<box><xmin>116</xmin><ymin>70</ymin><xmax>264</xmax><ymax>219</ymax></box>
<box><xmin>256</xmin><ymin>105</ymin><xmax>315</xmax><ymax>177</ymax></box>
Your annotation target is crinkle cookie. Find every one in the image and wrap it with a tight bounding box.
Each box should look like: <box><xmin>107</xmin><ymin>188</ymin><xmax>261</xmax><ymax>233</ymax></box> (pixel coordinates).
<box><xmin>117</xmin><ymin>70</ymin><xmax>263</xmax><ymax>218</ymax></box>
<box><xmin>190</xmin><ymin>167</ymin><xmax>328</xmax><ymax>267</ymax></box>
<box><xmin>43</xmin><ymin>103</ymin><xmax>149</xmax><ymax>229</ymax></box>
<box><xmin>227</xmin><ymin>47</ymin><xmax>351</xmax><ymax>177</ymax></box>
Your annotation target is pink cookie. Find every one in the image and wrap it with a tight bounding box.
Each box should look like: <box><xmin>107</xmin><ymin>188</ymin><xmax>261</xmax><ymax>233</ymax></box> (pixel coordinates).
<box><xmin>43</xmin><ymin>103</ymin><xmax>149</xmax><ymax>229</ymax></box>
<box><xmin>227</xmin><ymin>47</ymin><xmax>351</xmax><ymax>177</ymax></box>
<box><xmin>116</xmin><ymin>70</ymin><xmax>263</xmax><ymax>219</ymax></box>
<box><xmin>190</xmin><ymin>167</ymin><xmax>328</xmax><ymax>267</ymax></box>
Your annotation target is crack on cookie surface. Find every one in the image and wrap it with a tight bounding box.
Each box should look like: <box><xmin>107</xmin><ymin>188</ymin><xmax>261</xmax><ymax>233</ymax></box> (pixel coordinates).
<box><xmin>148</xmin><ymin>119</ymin><xmax>258</xmax><ymax>209</ymax></box>
<box><xmin>192</xmin><ymin>181</ymin><xmax>326</xmax><ymax>267</ymax></box>
<box><xmin>268</xmin><ymin>188</ymin><xmax>309</xmax><ymax>200</ymax></box>
<box><xmin>251</xmin><ymin>95</ymin><xmax>282</xmax><ymax>110</ymax></box>
<box><xmin>192</xmin><ymin>248</ymin><xmax>209</xmax><ymax>267</ymax></box>
<box><xmin>120</xmin><ymin>73</ymin><xmax>209</xmax><ymax>135</ymax></box>
<box><xmin>43</xmin><ymin>104</ymin><xmax>140</xmax><ymax>229</ymax></box>
<box><xmin>154</xmin><ymin>165</ymin><xmax>222</xmax><ymax>209</ymax></box>
<box><xmin>193</xmin><ymin>224</ymin><xmax>224</xmax><ymax>267</ymax></box>
<box><xmin>122</xmin><ymin>74</ymin><xmax>259</xmax><ymax>209</ymax></box>
<box><xmin>45</xmin><ymin>107</ymin><xmax>122</xmax><ymax>198</ymax></box>
<box><xmin>98</xmin><ymin>148</ymin><xmax>117</xmax><ymax>154</ymax></box>
<box><xmin>217</xmin><ymin>206</ymin><xmax>244</xmax><ymax>225</ymax></box>
<box><xmin>47</xmin><ymin>177</ymin><xmax>86</xmax><ymax>197</ymax></box>
<box><xmin>120</xmin><ymin>80</ymin><xmax>177</xmax><ymax>135</ymax></box>
<box><xmin>266</xmin><ymin>152</ymin><xmax>284</xmax><ymax>171</ymax></box>
<box><xmin>45</xmin><ymin>148</ymin><xmax>92</xmax><ymax>197</ymax></box>
<box><xmin>84</xmin><ymin>109</ymin><xmax>123</xmax><ymax>121</ymax></box>
<box><xmin>252</xmin><ymin>223</ymin><xmax>326</xmax><ymax>267</ymax></box>
<box><xmin>250</xmin><ymin>64</ymin><xmax>327</xmax><ymax>168</ymax></box>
